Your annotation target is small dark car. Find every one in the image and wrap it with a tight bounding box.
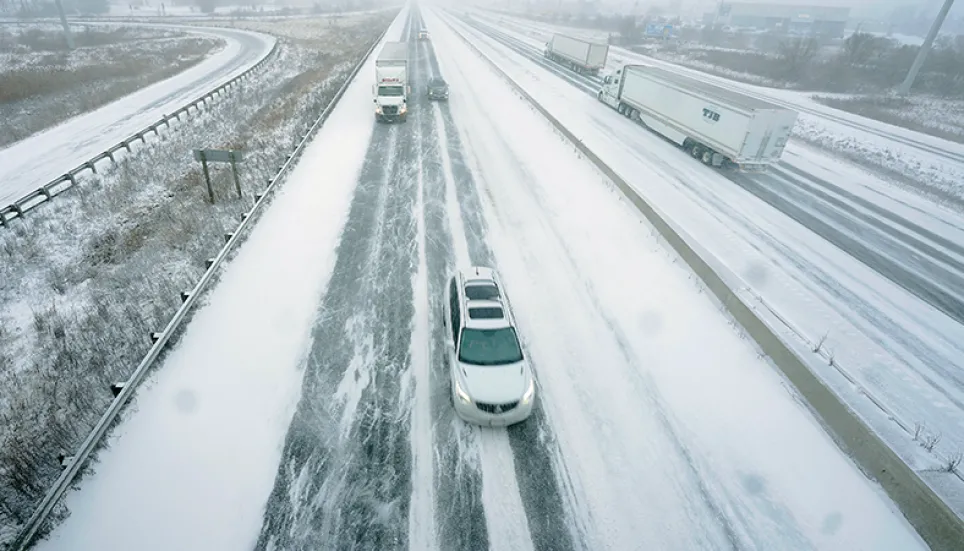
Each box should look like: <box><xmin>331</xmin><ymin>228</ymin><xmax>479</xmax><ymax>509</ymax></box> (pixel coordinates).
<box><xmin>427</xmin><ymin>77</ymin><xmax>449</xmax><ymax>101</ymax></box>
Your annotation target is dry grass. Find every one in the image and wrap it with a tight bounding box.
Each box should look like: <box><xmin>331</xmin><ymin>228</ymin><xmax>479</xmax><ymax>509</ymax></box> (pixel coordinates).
<box><xmin>0</xmin><ymin>25</ymin><xmax>223</xmax><ymax>146</ymax></box>
<box><xmin>0</xmin><ymin>11</ymin><xmax>396</xmax><ymax>544</ymax></box>
<box><xmin>812</xmin><ymin>94</ymin><xmax>964</xmax><ymax>145</ymax></box>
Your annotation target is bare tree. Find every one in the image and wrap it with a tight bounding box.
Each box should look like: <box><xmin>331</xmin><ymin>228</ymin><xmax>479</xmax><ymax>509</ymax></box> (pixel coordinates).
<box><xmin>778</xmin><ymin>36</ymin><xmax>819</xmax><ymax>76</ymax></box>
<box><xmin>841</xmin><ymin>32</ymin><xmax>891</xmax><ymax>66</ymax></box>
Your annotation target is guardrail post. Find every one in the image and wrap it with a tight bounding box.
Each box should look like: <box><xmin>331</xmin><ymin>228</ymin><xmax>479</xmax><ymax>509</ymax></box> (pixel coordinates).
<box><xmin>138</xmin><ymin>133</ymin><xmax>146</xmax><ymax>144</ymax></box>
<box><xmin>0</xmin><ymin>211</ymin><xmax>6</xmax><ymax>227</ymax></box>
<box><xmin>85</xmin><ymin>161</ymin><xmax>97</xmax><ymax>174</ymax></box>
<box><xmin>57</xmin><ymin>454</ymin><xmax>74</xmax><ymax>468</ymax></box>
<box><xmin>39</xmin><ymin>187</ymin><xmax>52</xmax><ymax>200</ymax></box>
<box><xmin>224</xmin><ymin>232</ymin><xmax>234</xmax><ymax>243</ymax></box>
<box><xmin>12</xmin><ymin>203</ymin><xmax>25</xmax><ymax>218</ymax></box>
<box><xmin>106</xmin><ymin>150</ymin><xmax>115</xmax><ymax>163</ymax></box>
<box><xmin>205</xmin><ymin>258</ymin><xmax>215</xmax><ymax>269</ymax></box>
<box><xmin>122</xmin><ymin>141</ymin><xmax>131</xmax><ymax>153</ymax></box>
<box><xmin>110</xmin><ymin>382</ymin><xmax>126</xmax><ymax>397</ymax></box>
<box><xmin>179</xmin><ymin>291</ymin><xmax>190</xmax><ymax>303</ymax></box>
<box><xmin>149</xmin><ymin>332</ymin><xmax>162</xmax><ymax>343</ymax></box>
<box><xmin>255</xmin><ymin>192</ymin><xmax>264</xmax><ymax>202</ymax></box>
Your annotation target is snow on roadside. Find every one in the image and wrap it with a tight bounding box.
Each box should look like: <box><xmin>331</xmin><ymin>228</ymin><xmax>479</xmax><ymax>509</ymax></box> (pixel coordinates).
<box><xmin>793</xmin><ymin>116</ymin><xmax>964</xmax><ymax>209</ymax></box>
<box><xmin>27</xmin><ymin>15</ymin><xmax>400</xmax><ymax>551</ymax></box>
<box><xmin>429</xmin><ymin>9</ymin><xmax>928</xmax><ymax>550</ymax></box>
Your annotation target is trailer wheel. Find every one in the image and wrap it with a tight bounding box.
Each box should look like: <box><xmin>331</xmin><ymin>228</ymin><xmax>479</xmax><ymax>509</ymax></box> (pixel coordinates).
<box><xmin>597</xmin><ymin>90</ymin><xmax>604</xmax><ymax>101</ymax></box>
<box><xmin>691</xmin><ymin>144</ymin><xmax>704</xmax><ymax>158</ymax></box>
<box><xmin>702</xmin><ymin>150</ymin><xmax>714</xmax><ymax>165</ymax></box>
<box><xmin>617</xmin><ymin>103</ymin><xmax>625</xmax><ymax>115</ymax></box>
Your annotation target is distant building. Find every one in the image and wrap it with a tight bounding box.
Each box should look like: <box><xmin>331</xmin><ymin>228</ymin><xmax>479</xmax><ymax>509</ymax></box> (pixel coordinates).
<box><xmin>710</xmin><ymin>2</ymin><xmax>851</xmax><ymax>38</ymax></box>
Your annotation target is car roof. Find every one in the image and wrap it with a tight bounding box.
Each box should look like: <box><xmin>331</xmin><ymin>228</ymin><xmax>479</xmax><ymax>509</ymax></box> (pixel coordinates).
<box><xmin>429</xmin><ymin>76</ymin><xmax>446</xmax><ymax>84</ymax></box>
<box><xmin>457</xmin><ymin>267</ymin><xmax>513</xmax><ymax>330</ymax></box>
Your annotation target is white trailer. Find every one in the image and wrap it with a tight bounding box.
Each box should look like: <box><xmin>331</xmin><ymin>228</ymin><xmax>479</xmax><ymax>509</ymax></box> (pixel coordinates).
<box><xmin>544</xmin><ymin>34</ymin><xmax>609</xmax><ymax>76</ymax></box>
<box><xmin>598</xmin><ymin>65</ymin><xmax>798</xmax><ymax>170</ymax></box>
<box><xmin>374</xmin><ymin>42</ymin><xmax>409</xmax><ymax>123</ymax></box>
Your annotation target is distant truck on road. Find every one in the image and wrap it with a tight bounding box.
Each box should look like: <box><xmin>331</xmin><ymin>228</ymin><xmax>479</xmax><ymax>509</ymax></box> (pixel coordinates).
<box><xmin>544</xmin><ymin>34</ymin><xmax>609</xmax><ymax>76</ymax></box>
<box><xmin>374</xmin><ymin>42</ymin><xmax>409</xmax><ymax>123</ymax></box>
<box><xmin>598</xmin><ymin>64</ymin><xmax>798</xmax><ymax>170</ymax></box>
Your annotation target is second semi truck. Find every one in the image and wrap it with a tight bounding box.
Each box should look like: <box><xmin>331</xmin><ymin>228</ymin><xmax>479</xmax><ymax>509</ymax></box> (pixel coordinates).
<box><xmin>544</xmin><ymin>34</ymin><xmax>609</xmax><ymax>76</ymax></box>
<box><xmin>374</xmin><ymin>42</ymin><xmax>409</xmax><ymax>123</ymax></box>
<box><xmin>598</xmin><ymin>64</ymin><xmax>798</xmax><ymax>170</ymax></box>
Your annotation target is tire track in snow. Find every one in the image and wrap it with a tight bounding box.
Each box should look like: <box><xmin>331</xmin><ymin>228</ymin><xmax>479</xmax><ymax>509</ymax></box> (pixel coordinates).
<box><xmin>412</xmin><ymin>22</ymin><xmax>491</xmax><ymax>551</ymax></box>
<box><xmin>424</xmin><ymin>11</ymin><xmax>582</xmax><ymax>550</ymax></box>
<box><xmin>254</xmin><ymin>15</ymin><xmax>420</xmax><ymax>550</ymax></box>
<box><xmin>409</xmin><ymin>36</ymin><xmax>438</xmax><ymax>551</ymax></box>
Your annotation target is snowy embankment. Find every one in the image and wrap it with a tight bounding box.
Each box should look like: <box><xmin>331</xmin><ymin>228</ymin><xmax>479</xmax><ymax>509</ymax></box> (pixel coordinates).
<box><xmin>0</xmin><ymin>24</ymin><xmax>223</xmax><ymax>147</ymax></box>
<box><xmin>25</xmin><ymin>11</ymin><xmax>406</xmax><ymax>549</ymax></box>
<box><xmin>0</xmin><ymin>11</ymin><xmax>396</xmax><ymax>548</ymax></box>
<box><xmin>478</xmin><ymin>10</ymin><xmax>964</xmax><ymax>210</ymax></box>
<box><xmin>427</xmin><ymin>7</ymin><xmax>927</xmax><ymax>550</ymax></box>
<box><xmin>449</xmin><ymin>8</ymin><xmax>964</xmax><ymax>523</ymax></box>
<box><xmin>0</xmin><ymin>24</ymin><xmax>275</xmax><ymax>207</ymax></box>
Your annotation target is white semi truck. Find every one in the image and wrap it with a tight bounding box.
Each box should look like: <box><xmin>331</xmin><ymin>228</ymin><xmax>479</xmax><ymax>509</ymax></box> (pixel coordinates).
<box><xmin>598</xmin><ymin>64</ymin><xmax>798</xmax><ymax>170</ymax></box>
<box><xmin>544</xmin><ymin>34</ymin><xmax>609</xmax><ymax>76</ymax></box>
<box><xmin>374</xmin><ymin>42</ymin><xmax>409</xmax><ymax>123</ymax></box>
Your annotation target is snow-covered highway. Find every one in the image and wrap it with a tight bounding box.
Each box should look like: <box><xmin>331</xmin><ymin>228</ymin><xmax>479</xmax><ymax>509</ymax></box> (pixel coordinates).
<box><xmin>0</xmin><ymin>24</ymin><xmax>275</xmax><ymax>206</ymax></box>
<box><xmin>451</xmin><ymin>9</ymin><xmax>964</xmax><ymax>482</ymax></box>
<box><xmin>25</xmin><ymin>5</ymin><xmax>930</xmax><ymax>551</ymax></box>
<box><xmin>481</xmin><ymin>10</ymin><xmax>964</xmax><ymax>167</ymax></box>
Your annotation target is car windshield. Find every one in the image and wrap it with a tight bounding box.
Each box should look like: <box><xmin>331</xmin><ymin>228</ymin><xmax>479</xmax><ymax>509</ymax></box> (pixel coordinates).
<box><xmin>378</xmin><ymin>85</ymin><xmax>404</xmax><ymax>97</ymax></box>
<box><xmin>430</xmin><ymin>80</ymin><xmax>446</xmax><ymax>88</ymax></box>
<box><xmin>458</xmin><ymin>327</ymin><xmax>523</xmax><ymax>366</ymax></box>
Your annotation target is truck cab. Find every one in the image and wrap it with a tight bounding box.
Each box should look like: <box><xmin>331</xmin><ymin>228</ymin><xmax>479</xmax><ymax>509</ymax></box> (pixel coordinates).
<box><xmin>373</xmin><ymin>74</ymin><xmax>407</xmax><ymax>123</ymax></box>
<box><xmin>597</xmin><ymin>70</ymin><xmax>622</xmax><ymax>110</ymax></box>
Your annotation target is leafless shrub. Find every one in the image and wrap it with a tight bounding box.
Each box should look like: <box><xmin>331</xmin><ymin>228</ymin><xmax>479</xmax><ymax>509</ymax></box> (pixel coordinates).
<box><xmin>777</xmin><ymin>37</ymin><xmax>819</xmax><ymax>77</ymax></box>
<box><xmin>812</xmin><ymin>332</ymin><xmax>828</xmax><ymax>353</ymax></box>
<box><xmin>922</xmin><ymin>432</ymin><xmax>942</xmax><ymax>452</ymax></box>
<box><xmin>945</xmin><ymin>452</ymin><xmax>963</xmax><ymax>473</ymax></box>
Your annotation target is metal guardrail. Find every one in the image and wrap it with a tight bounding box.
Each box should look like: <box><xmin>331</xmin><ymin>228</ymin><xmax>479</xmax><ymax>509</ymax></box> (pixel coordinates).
<box><xmin>8</xmin><ymin>26</ymin><xmax>388</xmax><ymax>551</ymax></box>
<box><xmin>0</xmin><ymin>38</ymin><xmax>280</xmax><ymax>229</ymax></box>
<box><xmin>439</xmin><ymin>9</ymin><xmax>964</xmax><ymax>550</ymax></box>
